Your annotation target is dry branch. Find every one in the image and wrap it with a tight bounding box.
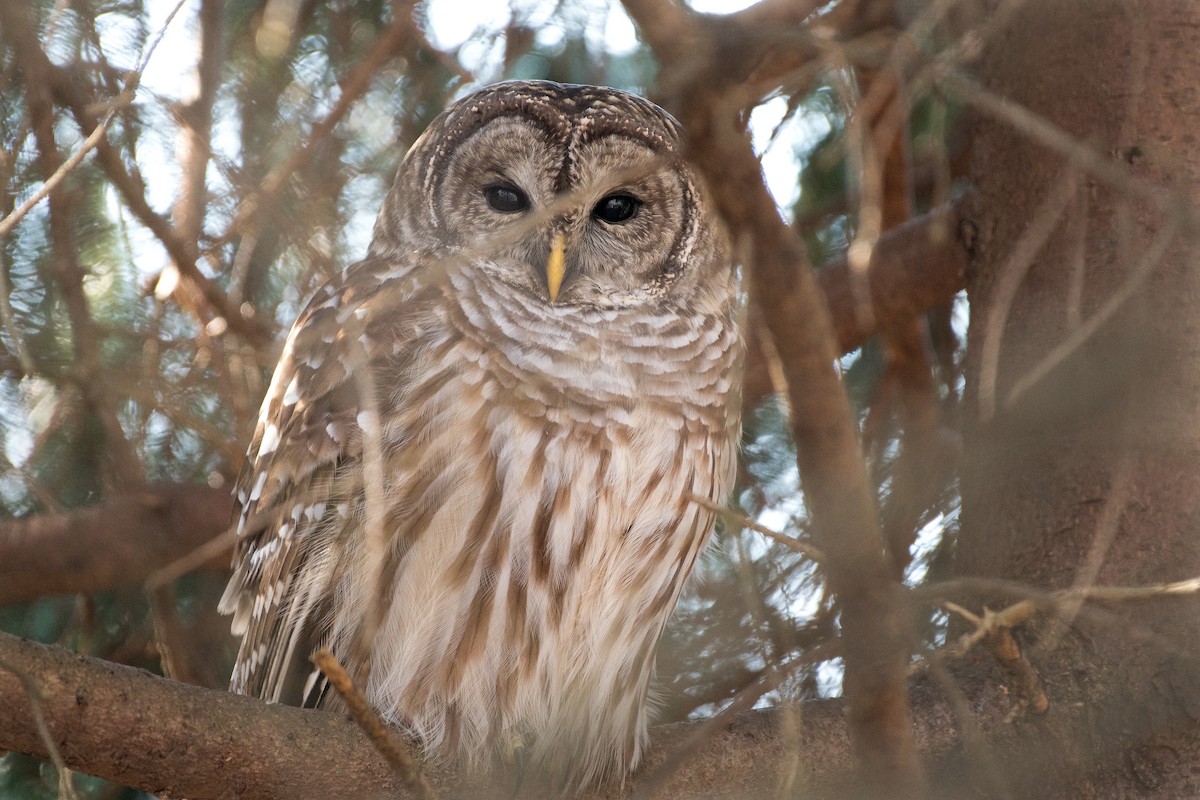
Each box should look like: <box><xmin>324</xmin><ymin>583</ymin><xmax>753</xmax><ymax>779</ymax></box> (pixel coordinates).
<box><xmin>0</xmin><ymin>0</ymin><xmax>181</xmax><ymax>241</ymax></box>
<box><xmin>0</xmin><ymin>87</ymin><xmax>133</xmax><ymax>241</ymax></box>
<box><xmin>685</xmin><ymin>491</ymin><xmax>825</xmax><ymax>562</ymax></box>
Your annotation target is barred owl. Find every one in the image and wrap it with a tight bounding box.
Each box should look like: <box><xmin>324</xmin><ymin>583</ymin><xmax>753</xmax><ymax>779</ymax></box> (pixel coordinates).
<box><xmin>220</xmin><ymin>80</ymin><xmax>742</xmax><ymax>787</ymax></box>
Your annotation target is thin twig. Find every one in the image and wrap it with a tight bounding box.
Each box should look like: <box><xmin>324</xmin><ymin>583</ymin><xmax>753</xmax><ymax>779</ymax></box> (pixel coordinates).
<box><xmin>311</xmin><ymin>648</ymin><xmax>437</xmax><ymax>800</ymax></box>
<box><xmin>987</xmin><ymin>626</ymin><xmax>1049</xmax><ymax>717</ymax></box>
<box><xmin>1004</xmin><ymin>215</ymin><xmax>1180</xmax><ymax>410</ymax></box>
<box><xmin>346</xmin><ymin>319</ymin><xmax>389</xmax><ymax>687</ymax></box>
<box><xmin>0</xmin><ymin>0</ymin><xmax>186</xmax><ymax>241</ymax></box>
<box><xmin>0</xmin><ymin>89</ymin><xmax>133</xmax><ymax>240</ymax></box>
<box><xmin>940</xmin><ymin>600</ymin><xmax>980</xmax><ymax>626</ymax></box>
<box><xmin>916</xmin><ymin>574</ymin><xmax>1200</xmax><ymax>674</ymax></box>
<box><xmin>1072</xmin><ymin>575</ymin><xmax>1200</xmax><ymax>602</ymax></box>
<box><xmin>684</xmin><ymin>492</ymin><xmax>825</xmax><ymax>562</ymax></box>
<box><xmin>145</xmin><ymin>526</ymin><xmax>236</xmax><ymax>590</ymax></box>
<box><xmin>0</xmin><ymin>657</ymin><xmax>81</xmax><ymax>800</ymax></box>
<box><xmin>976</xmin><ymin>164</ymin><xmax>1080</xmax><ymax>421</ymax></box>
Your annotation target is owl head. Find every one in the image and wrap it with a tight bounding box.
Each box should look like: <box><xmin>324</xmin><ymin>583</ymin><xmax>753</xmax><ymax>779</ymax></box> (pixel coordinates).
<box><xmin>369</xmin><ymin>81</ymin><xmax>732</xmax><ymax>313</ymax></box>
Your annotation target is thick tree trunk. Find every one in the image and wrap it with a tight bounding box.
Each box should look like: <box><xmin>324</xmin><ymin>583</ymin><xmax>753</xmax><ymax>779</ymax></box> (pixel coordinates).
<box><xmin>957</xmin><ymin>1</ymin><xmax>1200</xmax><ymax>796</ymax></box>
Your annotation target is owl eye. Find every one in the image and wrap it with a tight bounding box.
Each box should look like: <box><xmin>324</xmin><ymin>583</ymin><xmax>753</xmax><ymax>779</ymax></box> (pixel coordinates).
<box><xmin>592</xmin><ymin>193</ymin><xmax>641</xmax><ymax>224</ymax></box>
<box><xmin>483</xmin><ymin>184</ymin><xmax>530</xmax><ymax>214</ymax></box>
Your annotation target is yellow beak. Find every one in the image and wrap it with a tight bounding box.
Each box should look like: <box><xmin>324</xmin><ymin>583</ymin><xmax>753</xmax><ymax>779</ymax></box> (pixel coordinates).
<box><xmin>546</xmin><ymin>233</ymin><xmax>566</xmax><ymax>304</ymax></box>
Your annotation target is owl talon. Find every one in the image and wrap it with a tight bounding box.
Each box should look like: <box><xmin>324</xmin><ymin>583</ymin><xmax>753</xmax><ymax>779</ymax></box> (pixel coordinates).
<box><xmin>503</xmin><ymin>732</ymin><xmax>528</xmax><ymax>798</ymax></box>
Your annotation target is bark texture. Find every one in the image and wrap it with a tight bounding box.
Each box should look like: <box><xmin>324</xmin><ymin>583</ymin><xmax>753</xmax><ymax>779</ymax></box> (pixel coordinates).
<box><xmin>958</xmin><ymin>1</ymin><xmax>1200</xmax><ymax>796</ymax></box>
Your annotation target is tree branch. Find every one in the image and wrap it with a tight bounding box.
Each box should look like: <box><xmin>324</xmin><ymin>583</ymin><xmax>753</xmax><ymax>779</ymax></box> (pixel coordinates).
<box><xmin>0</xmin><ymin>484</ymin><xmax>233</xmax><ymax>607</ymax></box>
<box><xmin>731</xmin><ymin>199</ymin><xmax>969</xmax><ymax>408</ymax></box>
<box><xmin>0</xmin><ymin>631</ymin><xmax>964</xmax><ymax>800</ymax></box>
<box><xmin>0</xmin><ymin>631</ymin><xmax>415</xmax><ymax>800</ymax></box>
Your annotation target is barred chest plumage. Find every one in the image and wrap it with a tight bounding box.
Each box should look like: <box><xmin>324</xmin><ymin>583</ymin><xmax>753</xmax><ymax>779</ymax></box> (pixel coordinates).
<box><xmin>221</xmin><ymin>80</ymin><xmax>744</xmax><ymax>791</ymax></box>
<box><xmin>321</xmin><ymin>261</ymin><xmax>741</xmax><ymax>784</ymax></box>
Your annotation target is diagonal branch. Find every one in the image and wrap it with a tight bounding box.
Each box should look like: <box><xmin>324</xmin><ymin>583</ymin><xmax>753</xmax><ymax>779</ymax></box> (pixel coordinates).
<box><xmin>221</xmin><ymin>7</ymin><xmax>427</xmax><ymax>247</ymax></box>
<box><xmin>0</xmin><ymin>0</ymin><xmax>184</xmax><ymax>242</ymax></box>
<box><xmin>50</xmin><ymin>68</ymin><xmax>274</xmax><ymax>346</ymax></box>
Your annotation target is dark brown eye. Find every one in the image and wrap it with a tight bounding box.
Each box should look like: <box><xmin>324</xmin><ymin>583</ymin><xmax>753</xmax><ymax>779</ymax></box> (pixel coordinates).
<box><xmin>592</xmin><ymin>193</ymin><xmax>641</xmax><ymax>224</ymax></box>
<box><xmin>484</xmin><ymin>184</ymin><xmax>529</xmax><ymax>213</ymax></box>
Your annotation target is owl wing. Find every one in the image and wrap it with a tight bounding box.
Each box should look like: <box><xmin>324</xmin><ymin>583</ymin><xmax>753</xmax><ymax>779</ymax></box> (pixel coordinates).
<box><xmin>219</xmin><ymin>255</ymin><xmax>424</xmax><ymax>703</ymax></box>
